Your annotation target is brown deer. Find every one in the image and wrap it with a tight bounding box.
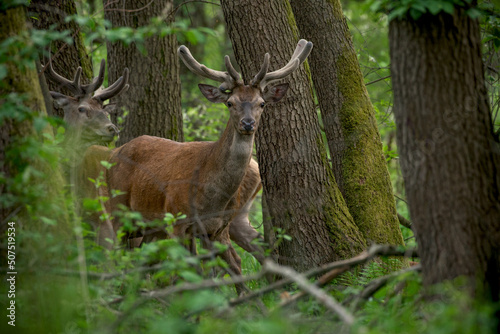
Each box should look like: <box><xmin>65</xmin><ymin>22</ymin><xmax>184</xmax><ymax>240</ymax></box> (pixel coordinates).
<box><xmin>44</xmin><ymin>59</ymin><xmax>129</xmax><ymax>245</ymax></box>
<box><xmin>44</xmin><ymin>59</ymin><xmax>129</xmax><ymax>149</ymax></box>
<box><xmin>106</xmin><ymin>40</ymin><xmax>313</xmax><ymax>284</ymax></box>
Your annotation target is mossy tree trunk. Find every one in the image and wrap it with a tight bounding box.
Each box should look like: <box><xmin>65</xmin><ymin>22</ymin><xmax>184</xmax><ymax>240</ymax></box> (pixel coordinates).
<box><xmin>220</xmin><ymin>0</ymin><xmax>366</xmax><ymax>271</ymax></box>
<box><xmin>28</xmin><ymin>0</ymin><xmax>93</xmax><ymax>118</ymax></box>
<box><xmin>105</xmin><ymin>0</ymin><xmax>183</xmax><ymax>145</ymax></box>
<box><xmin>389</xmin><ymin>7</ymin><xmax>500</xmax><ymax>296</ymax></box>
<box><xmin>290</xmin><ymin>0</ymin><xmax>404</xmax><ymax>247</ymax></box>
<box><xmin>0</xmin><ymin>5</ymin><xmax>84</xmax><ymax>333</ymax></box>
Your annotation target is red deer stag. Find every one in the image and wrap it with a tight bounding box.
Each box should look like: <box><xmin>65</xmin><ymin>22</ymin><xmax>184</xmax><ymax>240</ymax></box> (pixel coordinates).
<box><xmin>44</xmin><ymin>59</ymin><xmax>129</xmax><ymax>245</ymax></box>
<box><xmin>44</xmin><ymin>58</ymin><xmax>129</xmax><ymax>150</ymax></box>
<box><xmin>106</xmin><ymin>40</ymin><xmax>313</xmax><ymax>282</ymax></box>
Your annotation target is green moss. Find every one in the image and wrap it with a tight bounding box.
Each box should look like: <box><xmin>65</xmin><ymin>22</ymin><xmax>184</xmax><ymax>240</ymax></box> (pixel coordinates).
<box><xmin>315</xmin><ymin>133</ymin><xmax>367</xmax><ymax>258</ymax></box>
<box><xmin>333</xmin><ymin>44</ymin><xmax>404</xmax><ymax>247</ymax></box>
<box><xmin>283</xmin><ymin>0</ymin><xmax>300</xmax><ymax>41</ymax></box>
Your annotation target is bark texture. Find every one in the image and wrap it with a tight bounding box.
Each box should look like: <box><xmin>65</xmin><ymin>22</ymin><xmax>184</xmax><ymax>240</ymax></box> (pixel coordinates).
<box><xmin>389</xmin><ymin>9</ymin><xmax>500</xmax><ymax>294</ymax></box>
<box><xmin>28</xmin><ymin>0</ymin><xmax>93</xmax><ymax>118</ymax></box>
<box><xmin>0</xmin><ymin>7</ymin><xmax>81</xmax><ymax>334</ymax></box>
<box><xmin>220</xmin><ymin>0</ymin><xmax>366</xmax><ymax>271</ymax></box>
<box><xmin>1</xmin><ymin>6</ymin><xmax>49</xmax><ymax>223</ymax></box>
<box><xmin>290</xmin><ymin>0</ymin><xmax>404</xmax><ymax>246</ymax></box>
<box><xmin>106</xmin><ymin>0</ymin><xmax>183</xmax><ymax>145</ymax></box>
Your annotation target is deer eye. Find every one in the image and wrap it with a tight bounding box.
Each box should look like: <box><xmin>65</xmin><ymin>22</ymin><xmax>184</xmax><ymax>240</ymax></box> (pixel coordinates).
<box><xmin>78</xmin><ymin>107</ymin><xmax>86</xmax><ymax>113</ymax></box>
<box><xmin>260</xmin><ymin>102</ymin><xmax>265</xmax><ymax>108</ymax></box>
<box><xmin>227</xmin><ymin>102</ymin><xmax>233</xmax><ymax>107</ymax></box>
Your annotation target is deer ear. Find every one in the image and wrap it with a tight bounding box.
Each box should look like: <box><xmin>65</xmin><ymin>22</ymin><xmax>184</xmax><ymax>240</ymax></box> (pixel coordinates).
<box><xmin>198</xmin><ymin>84</ymin><xmax>229</xmax><ymax>103</ymax></box>
<box><xmin>50</xmin><ymin>91</ymin><xmax>72</xmax><ymax>107</ymax></box>
<box><xmin>103</xmin><ymin>103</ymin><xmax>118</xmax><ymax>115</ymax></box>
<box><xmin>263</xmin><ymin>83</ymin><xmax>289</xmax><ymax>103</ymax></box>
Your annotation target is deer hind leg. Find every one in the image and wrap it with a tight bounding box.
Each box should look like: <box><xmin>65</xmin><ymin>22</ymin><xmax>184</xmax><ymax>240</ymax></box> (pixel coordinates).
<box><xmin>96</xmin><ymin>219</ymin><xmax>116</xmax><ymax>250</ymax></box>
<box><xmin>229</xmin><ymin>211</ymin><xmax>265</xmax><ymax>264</ymax></box>
<box><xmin>229</xmin><ymin>182</ymin><xmax>266</xmax><ymax>265</ymax></box>
<box><xmin>213</xmin><ymin>228</ymin><xmax>246</xmax><ymax>295</ymax></box>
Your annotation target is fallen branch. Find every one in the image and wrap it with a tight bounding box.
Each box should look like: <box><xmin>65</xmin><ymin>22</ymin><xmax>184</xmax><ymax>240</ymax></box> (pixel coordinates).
<box><xmin>264</xmin><ymin>260</ymin><xmax>355</xmax><ymax>326</ymax></box>
<box><xmin>279</xmin><ymin>266</ymin><xmax>350</xmax><ymax>308</ymax></box>
<box><xmin>230</xmin><ymin>244</ymin><xmax>418</xmax><ymax>307</ymax></box>
<box><xmin>107</xmin><ymin>244</ymin><xmax>417</xmax><ymax>330</ymax></box>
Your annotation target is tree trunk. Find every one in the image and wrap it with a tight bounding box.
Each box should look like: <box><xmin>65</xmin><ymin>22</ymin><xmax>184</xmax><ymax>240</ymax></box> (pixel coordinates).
<box><xmin>220</xmin><ymin>0</ymin><xmax>366</xmax><ymax>271</ymax></box>
<box><xmin>105</xmin><ymin>0</ymin><xmax>183</xmax><ymax>145</ymax></box>
<box><xmin>0</xmin><ymin>6</ymin><xmax>60</xmax><ymax>223</ymax></box>
<box><xmin>0</xmin><ymin>6</ymin><xmax>81</xmax><ymax>333</ymax></box>
<box><xmin>28</xmin><ymin>0</ymin><xmax>93</xmax><ymax>118</ymax></box>
<box><xmin>290</xmin><ymin>0</ymin><xmax>404</xmax><ymax>247</ymax></box>
<box><xmin>389</xmin><ymin>7</ymin><xmax>500</xmax><ymax>296</ymax></box>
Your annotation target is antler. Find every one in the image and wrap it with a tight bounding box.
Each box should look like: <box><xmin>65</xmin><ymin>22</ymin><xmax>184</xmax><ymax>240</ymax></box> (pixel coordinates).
<box><xmin>93</xmin><ymin>68</ymin><xmax>130</xmax><ymax>102</ymax></box>
<box><xmin>251</xmin><ymin>39</ymin><xmax>313</xmax><ymax>90</ymax></box>
<box><xmin>178</xmin><ymin>45</ymin><xmax>243</xmax><ymax>91</ymax></box>
<box><xmin>44</xmin><ymin>57</ymin><xmax>85</xmax><ymax>97</ymax></box>
<box><xmin>44</xmin><ymin>58</ymin><xmax>129</xmax><ymax>102</ymax></box>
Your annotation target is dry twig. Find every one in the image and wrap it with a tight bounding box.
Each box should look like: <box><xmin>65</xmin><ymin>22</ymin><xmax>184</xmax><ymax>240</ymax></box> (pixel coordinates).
<box><xmin>264</xmin><ymin>260</ymin><xmax>355</xmax><ymax>326</ymax></box>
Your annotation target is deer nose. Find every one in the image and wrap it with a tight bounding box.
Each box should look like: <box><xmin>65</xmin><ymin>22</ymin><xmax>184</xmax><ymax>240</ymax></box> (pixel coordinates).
<box><xmin>241</xmin><ymin>119</ymin><xmax>255</xmax><ymax>131</ymax></box>
<box><xmin>108</xmin><ymin>125</ymin><xmax>119</xmax><ymax>135</ymax></box>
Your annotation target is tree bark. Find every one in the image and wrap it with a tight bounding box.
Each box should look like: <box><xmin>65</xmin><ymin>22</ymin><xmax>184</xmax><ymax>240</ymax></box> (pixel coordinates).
<box><xmin>220</xmin><ymin>0</ymin><xmax>366</xmax><ymax>271</ymax></box>
<box><xmin>389</xmin><ymin>8</ymin><xmax>500</xmax><ymax>296</ymax></box>
<box><xmin>290</xmin><ymin>0</ymin><xmax>404</xmax><ymax>247</ymax></box>
<box><xmin>0</xmin><ymin>7</ymin><xmax>79</xmax><ymax>333</ymax></box>
<box><xmin>28</xmin><ymin>0</ymin><xmax>93</xmax><ymax>118</ymax></box>
<box><xmin>105</xmin><ymin>0</ymin><xmax>183</xmax><ymax>145</ymax></box>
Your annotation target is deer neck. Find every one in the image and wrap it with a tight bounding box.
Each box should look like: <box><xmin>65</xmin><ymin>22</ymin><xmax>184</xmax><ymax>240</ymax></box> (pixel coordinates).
<box><xmin>215</xmin><ymin>122</ymin><xmax>254</xmax><ymax>173</ymax></box>
<box><xmin>202</xmin><ymin>122</ymin><xmax>254</xmax><ymax>205</ymax></box>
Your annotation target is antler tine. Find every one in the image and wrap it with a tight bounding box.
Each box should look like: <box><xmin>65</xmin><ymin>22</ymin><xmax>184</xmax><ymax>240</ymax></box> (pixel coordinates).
<box><xmin>45</xmin><ymin>57</ymin><xmax>85</xmax><ymax>96</ymax></box>
<box><xmin>178</xmin><ymin>45</ymin><xmax>238</xmax><ymax>91</ymax></box>
<box><xmin>82</xmin><ymin>59</ymin><xmax>106</xmax><ymax>95</ymax></box>
<box><xmin>259</xmin><ymin>39</ymin><xmax>313</xmax><ymax>90</ymax></box>
<box><xmin>224</xmin><ymin>55</ymin><xmax>243</xmax><ymax>87</ymax></box>
<box><xmin>93</xmin><ymin>68</ymin><xmax>130</xmax><ymax>102</ymax></box>
<box><xmin>250</xmin><ymin>53</ymin><xmax>270</xmax><ymax>87</ymax></box>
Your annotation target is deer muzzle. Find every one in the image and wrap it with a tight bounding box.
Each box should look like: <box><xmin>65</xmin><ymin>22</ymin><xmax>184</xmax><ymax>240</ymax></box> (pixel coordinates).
<box><xmin>240</xmin><ymin>118</ymin><xmax>256</xmax><ymax>133</ymax></box>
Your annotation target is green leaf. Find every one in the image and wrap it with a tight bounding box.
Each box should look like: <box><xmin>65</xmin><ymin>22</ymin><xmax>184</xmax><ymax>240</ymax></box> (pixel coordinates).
<box><xmin>33</xmin><ymin>117</ymin><xmax>48</xmax><ymax>132</ymax></box>
<box><xmin>466</xmin><ymin>8</ymin><xmax>482</xmax><ymax>19</ymax></box>
<box><xmin>411</xmin><ymin>3</ymin><xmax>427</xmax><ymax>13</ymax></box>
<box><xmin>83</xmin><ymin>198</ymin><xmax>101</xmax><ymax>211</ymax></box>
<box><xmin>0</xmin><ymin>65</ymin><xmax>7</xmax><ymax>81</ymax></box>
<box><xmin>40</xmin><ymin>216</ymin><xmax>57</xmax><ymax>226</ymax></box>
<box><xmin>388</xmin><ymin>6</ymin><xmax>409</xmax><ymax>20</ymax></box>
<box><xmin>441</xmin><ymin>2</ymin><xmax>456</xmax><ymax>15</ymax></box>
<box><xmin>179</xmin><ymin>270</ymin><xmax>202</xmax><ymax>283</ymax></box>
<box><xmin>100</xmin><ymin>160</ymin><xmax>115</xmax><ymax>169</ymax></box>
<box><xmin>409</xmin><ymin>8</ymin><xmax>423</xmax><ymax>20</ymax></box>
<box><xmin>426</xmin><ymin>1</ymin><xmax>443</xmax><ymax>15</ymax></box>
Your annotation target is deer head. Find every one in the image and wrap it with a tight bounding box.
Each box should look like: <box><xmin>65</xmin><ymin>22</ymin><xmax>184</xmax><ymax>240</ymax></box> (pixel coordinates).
<box><xmin>44</xmin><ymin>59</ymin><xmax>129</xmax><ymax>145</ymax></box>
<box><xmin>178</xmin><ymin>39</ymin><xmax>313</xmax><ymax>136</ymax></box>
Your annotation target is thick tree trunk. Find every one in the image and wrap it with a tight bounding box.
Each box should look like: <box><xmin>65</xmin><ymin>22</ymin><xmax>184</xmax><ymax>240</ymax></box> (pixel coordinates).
<box><xmin>0</xmin><ymin>6</ymin><xmax>59</xmax><ymax>223</ymax></box>
<box><xmin>389</xmin><ymin>8</ymin><xmax>500</xmax><ymax>295</ymax></box>
<box><xmin>0</xmin><ymin>7</ymin><xmax>79</xmax><ymax>333</ymax></box>
<box><xmin>105</xmin><ymin>0</ymin><xmax>183</xmax><ymax>145</ymax></box>
<box><xmin>28</xmin><ymin>0</ymin><xmax>93</xmax><ymax>118</ymax></box>
<box><xmin>290</xmin><ymin>0</ymin><xmax>404</xmax><ymax>247</ymax></box>
<box><xmin>220</xmin><ymin>0</ymin><xmax>366</xmax><ymax>271</ymax></box>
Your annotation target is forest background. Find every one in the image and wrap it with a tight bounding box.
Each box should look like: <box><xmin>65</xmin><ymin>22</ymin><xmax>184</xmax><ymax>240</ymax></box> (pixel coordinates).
<box><xmin>1</xmin><ymin>0</ymin><xmax>500</xmax><ymax>333</ymax></box>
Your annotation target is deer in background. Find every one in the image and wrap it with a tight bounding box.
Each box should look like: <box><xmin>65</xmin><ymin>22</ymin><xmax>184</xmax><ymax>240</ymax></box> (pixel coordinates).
<box><xmin>44</xmin><ymin>59</ymin><xmax>129</xmax><ymax>245</ymax></box>
<box><xmin>106</xmin><ymin>40</ymin><xmax>313</xmax><ymax>286</ymax></box>
<box><xmin>44</xmin><ymin>58</ymin><xmax>129</xmax><ymax>154</ymax></box>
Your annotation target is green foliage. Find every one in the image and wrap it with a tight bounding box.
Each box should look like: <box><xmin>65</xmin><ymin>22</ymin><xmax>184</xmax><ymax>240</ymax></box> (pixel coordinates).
<box><xmin>368</xmin><ymin>0</ymin><xmax>478</xmax><ymax>21</ymax></box>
